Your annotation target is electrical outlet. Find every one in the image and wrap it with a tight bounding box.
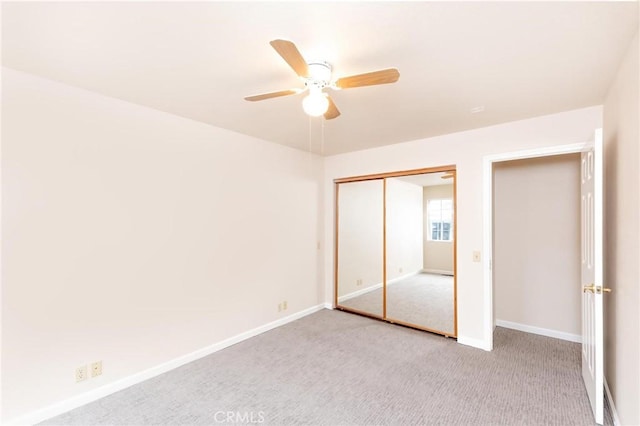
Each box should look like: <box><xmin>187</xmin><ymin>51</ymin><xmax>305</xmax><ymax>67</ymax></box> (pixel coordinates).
<box><xmin>357</xmin><ymin>279</ymin><xmax>362</xmax><ymax>286</ymax></box>
<box><xmin>283</xmin><ymin>300</ymin><xmax>288</xmax><ymax>310</ymax></box>
<box><xmin>399</xmin><ymin>267</ymin><xmax>403</xmax><ymax>273</ymax></box>
<box><xmin>473</xmin><ymin>251</ymin><xmax>481</xmax><ymax>262</ymax></box>
<box><xmin>91</xmin><ymin>361</ymin><xmax>102</xmax><ymax>377</ymax></box>
<box><xmin>76</xmin><ymin>365</ymin><xmax>87</xmax><ymax>382</ymax></box>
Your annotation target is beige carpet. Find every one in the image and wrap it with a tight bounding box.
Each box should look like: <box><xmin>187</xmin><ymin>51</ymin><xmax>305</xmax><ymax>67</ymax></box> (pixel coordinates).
<box><xmin>340</xmin><ymin>273</ymin><xmax>454</xmax><ymax>334</ymax></box>
<box><xmin>43</xmin><ymin>309</ymin><xmax>612</xmax><ymax>425</ymax></box>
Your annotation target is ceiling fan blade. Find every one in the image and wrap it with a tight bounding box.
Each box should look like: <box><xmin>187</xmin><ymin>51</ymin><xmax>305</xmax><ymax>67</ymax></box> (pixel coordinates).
<box><xmin>335</xmin><ymin>68</ymin><xmax>400</xmax><ymax>89</ymax></box>
<box><xmin>324</xmin><ymin>95</ymin><xmax>341</xmax><ymax>120</ymax></box>
<box><xmin>244</xmin><ymin>89</ymin><xmax>301</xmax><ymax>102</ymax></box>
<box><xmin>270</xmin><ymin>39</ymin><xmax>309</xmax><ymax>78</ymax></box>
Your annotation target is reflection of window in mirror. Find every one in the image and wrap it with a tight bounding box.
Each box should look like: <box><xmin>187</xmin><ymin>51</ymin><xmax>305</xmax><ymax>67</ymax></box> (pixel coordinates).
<box><xmin>427</xmin><ymin>199</ymin><xmax>454</xmax><ymax>241</ymax></box>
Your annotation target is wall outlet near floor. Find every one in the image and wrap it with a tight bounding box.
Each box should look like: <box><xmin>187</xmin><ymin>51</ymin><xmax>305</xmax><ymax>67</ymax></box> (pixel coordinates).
<box><xmin>356</xmin><ymin>279</ymin><xmax>363</xmax><ymax>286</ymax></box>
<box><xmin>91</xmin><ymin>361</ymin><xmax>103</xmax><ymax>377</ymax></box>
<box><xmin>75</xmin><ymin>365</ymin><xmax>87</xmax><ymax>382</ymax></box>
<box><xmin>283</xmin><ymin>300</ymin><xmax>287</xmax><ymax>310</ymax></box>
<box><xmin>473</xmin><ymin>251</ymin><xmax>481</xmax><ymax>262</ymax></box>
<box><xmin>399</xmin><ymin>267</ymin><xmax>403</xmax><ymax>273</ymax></box>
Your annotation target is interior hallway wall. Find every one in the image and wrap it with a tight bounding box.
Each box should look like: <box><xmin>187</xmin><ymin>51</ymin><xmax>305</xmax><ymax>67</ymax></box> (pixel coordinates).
<box><xmin>493</xmin><ymin>154</ymin><xmax>581</xmax><ymax>337</ymax></box>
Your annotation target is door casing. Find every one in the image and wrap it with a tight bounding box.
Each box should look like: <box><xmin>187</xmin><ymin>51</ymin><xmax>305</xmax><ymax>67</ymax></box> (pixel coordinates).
<box><xmin>482</xmin><ymin>141</ymin><xmax>592</xmax><ymax>351</ymax></box>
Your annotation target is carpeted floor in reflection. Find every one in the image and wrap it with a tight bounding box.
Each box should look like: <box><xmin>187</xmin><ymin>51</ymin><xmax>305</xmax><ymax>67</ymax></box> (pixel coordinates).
<box><xmin>341</xmin><ymin>273</ymin><xmax>454</xmax><ymax>334</ymax></box>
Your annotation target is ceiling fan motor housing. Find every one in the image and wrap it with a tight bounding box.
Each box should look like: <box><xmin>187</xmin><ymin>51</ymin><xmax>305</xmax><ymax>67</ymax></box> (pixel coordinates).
<box><xmin>305</xmin><ymin>62</ymin><xmax>332</xmax><ymax>90</ymax></box>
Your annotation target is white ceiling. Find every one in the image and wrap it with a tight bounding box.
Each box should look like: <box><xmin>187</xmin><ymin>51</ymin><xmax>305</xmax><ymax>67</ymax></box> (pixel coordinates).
<box><xmin>2</xmin><ymin>2</ymin><xmax>637</xmax><ymax>156</ymax></box>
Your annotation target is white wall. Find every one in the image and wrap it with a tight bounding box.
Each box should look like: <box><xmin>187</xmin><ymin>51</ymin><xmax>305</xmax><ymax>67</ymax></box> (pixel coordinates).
<box><xmin>323</xmin><ymin>106</ymin><xmax>602</xmax><ymax>347</ymax></box>
<box><xmin>336</xmin><ymin>179</ymin><xmax>383</xmax><ymax>298</ymax></box>
<box><xmin>423</xmin><ymin>185</ymin><xmax>454</xmax><ymax>274</ymax></box>
<box><xmin>602</xmin><ymin>31</ymin><xmax>639</xmax><ymax>426</ymax></box>
<box><xmin>493</xmin><ymin>154</ymin><xmax>581</xmax><ymax>337</ymax></box>
<box><xmin>386</xmin><ymin>178</ymin><xmax>423</xmax><ymax>281</ymax></box>
<box><xmin>1</xmin><ymin>68</ymin><xmax>323</xmax><ymax>422</ymax></box>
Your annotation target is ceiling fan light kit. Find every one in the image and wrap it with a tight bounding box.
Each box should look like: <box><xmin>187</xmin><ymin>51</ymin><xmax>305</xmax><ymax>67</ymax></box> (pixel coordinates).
<box><xmin>303</xmin><ymin>90</ymin><xmax>329</xmax><ymax>117</ymax></box>
<box><xmin>245</xmin><ymin>39</ymin><xmax>400</xmax><ymax>120</ymax></box>
<box><xmin>302</xmin><ymin>62</ymin><xmax>332</xmax><ymax>116</ymax></box>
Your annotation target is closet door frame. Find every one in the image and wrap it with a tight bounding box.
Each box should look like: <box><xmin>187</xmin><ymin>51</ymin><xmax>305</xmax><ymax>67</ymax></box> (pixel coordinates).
<box><xmin>334</xmin><ymin>165</ymin><xmax>458</xmax><ymax>337</ymax></box>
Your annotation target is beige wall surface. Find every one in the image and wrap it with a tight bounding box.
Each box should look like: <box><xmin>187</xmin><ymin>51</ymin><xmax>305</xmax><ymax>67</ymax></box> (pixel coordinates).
<box><xmin>423</xmin><ymin>185</ymin><xmax>454</xmax><ymax>274</ymax></box>
<box><xmin>1</xmin><ymin>68</ymin><xmax>324</xmax><ymax>422</ymax></box>
<box><xmin>603</xmin><ymin>31</ymin><xmax>639</xmax><ymax>426</ymax></box>
<box><xmin>336</xmin><ymin>180</ymin><xmax>384</xmax><ymax>298</ymax></box>
<box><xmin>493</xmin><ymin>154</ymin><xmax>581</xmax><ymax>336</ymax></box>
<box><xmin>386</xmin><ymin>178</ymin><xmax>424</xmax><ymax>281</ymax></box>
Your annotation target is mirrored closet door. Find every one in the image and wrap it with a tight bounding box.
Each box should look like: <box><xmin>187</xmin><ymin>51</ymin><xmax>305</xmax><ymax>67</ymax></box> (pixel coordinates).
<box><xmin>334</xmin><ymin>168</ymin><xmax>457</xmax><ymax>337</ymax></box>
<box><xmin>335</xmin><ymin>179</ymin><xmax>384</xmax><ymax>318</ymax></box>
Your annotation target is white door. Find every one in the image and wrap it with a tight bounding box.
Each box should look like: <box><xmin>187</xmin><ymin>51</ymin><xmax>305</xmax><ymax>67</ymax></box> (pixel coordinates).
<box><xmin>581</xmin><ymin>128</ymin><xmax>605</xmax><ymax>424</ymax></box>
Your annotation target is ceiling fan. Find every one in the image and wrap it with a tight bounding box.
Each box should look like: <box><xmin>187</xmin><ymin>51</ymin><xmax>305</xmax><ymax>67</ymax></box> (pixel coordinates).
<box><xmin>245</xmin><ymin>39</ymin><xmax>400</xmax><ymax>120</ymax></box>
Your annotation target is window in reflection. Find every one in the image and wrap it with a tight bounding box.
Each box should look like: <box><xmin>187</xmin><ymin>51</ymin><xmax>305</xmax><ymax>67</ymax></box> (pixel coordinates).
<box><xmin>427</xmin><ymin>199</ymin><xmax>454</xmax><ymax>241</ymax></box>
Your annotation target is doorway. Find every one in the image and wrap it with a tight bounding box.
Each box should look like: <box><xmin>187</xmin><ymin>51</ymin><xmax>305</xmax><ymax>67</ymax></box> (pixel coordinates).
<box><xmin>483</xmin><ymin>134</ymin><xmax>606</xmax><ymax>424</ymax></box>
<box><xmin>481</xmin><ymin>141</ymin><xmax>588</xmax><ymax>350</ymax></box>
<box><xmin>492</xmin><ymin>154</ymin><xmax>582</xmax><ymax>342</ymax></box>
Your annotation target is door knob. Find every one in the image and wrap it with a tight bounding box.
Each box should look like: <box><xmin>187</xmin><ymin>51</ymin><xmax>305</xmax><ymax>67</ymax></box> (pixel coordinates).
<box><xmin>583</xmin><ymin>284</ymin><xmax>596</xmax><ymax>293</ymax></box>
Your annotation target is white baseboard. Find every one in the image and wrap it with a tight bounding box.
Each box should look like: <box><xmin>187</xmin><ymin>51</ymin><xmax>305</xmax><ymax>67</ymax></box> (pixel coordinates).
<box><xmin>338</xmin><ymin>283</ymin><xmax>382</xmax><ymax>302</ymax></box>
<box><xmin>496</xmin><ymin>319</ymin><xmax>581</xmax><ymax>343</ymax></box>
<box><xmin>337</xmin><ymin>271</ymin><xmax>422</xmax><ymax>303</ymax></box>
<box><xmin>457</xmin><ymin>335</ymin><xmax>492</xmax><ymax>351</ymax></box>
<box><xmin>387</xmin><ymin>270</ymin><xmax>421</xmax><ymax>284</ymax></box>
<box><xmin>422</xmin><ymin>268</ymin><xmax>454</xmax><ymax>276</ymax></box>
<box><xmin>6</xmin><ymin>304</ymin><xmax>327</xmax><ymax>426</ymax></box>
<box><xmin>604</xmin><ymin>378</ymin><xmax>621</xmax><ymax>426</ymax></box>
<box><xmin>323</xmin><ymin>302</ymin><xmax>333</xmax><ymax>309</ymax></box>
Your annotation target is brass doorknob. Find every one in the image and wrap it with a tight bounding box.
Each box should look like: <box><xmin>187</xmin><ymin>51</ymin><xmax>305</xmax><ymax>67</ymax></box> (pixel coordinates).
<box><xmin>602</xmin><ymin>287</ymin><xmax>612</xmax><ymax>293</ymax></box>
<box><xmin>583</xmin><ymin>285</ymin><xmax>596</xmax><ymax>293</ymax></box>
